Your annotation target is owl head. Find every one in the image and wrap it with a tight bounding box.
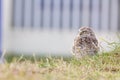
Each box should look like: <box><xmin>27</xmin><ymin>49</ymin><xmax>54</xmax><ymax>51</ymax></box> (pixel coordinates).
<box><xmin>78</xmin><ymin>26</ymin><xmax>95</xmax><ymax>37</ymax></box>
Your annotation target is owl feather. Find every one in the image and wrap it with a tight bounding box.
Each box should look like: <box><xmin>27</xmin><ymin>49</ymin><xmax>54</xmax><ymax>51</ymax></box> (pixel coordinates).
<box><xmin>72</xmin><ymin>27</ymin><xmax>99</xmax><ymax>59</ymax></box>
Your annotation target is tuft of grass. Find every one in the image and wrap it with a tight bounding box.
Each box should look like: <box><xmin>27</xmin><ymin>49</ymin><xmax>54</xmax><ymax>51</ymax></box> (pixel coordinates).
<box><xmin>1</xmin><ymin>39</ymin><xmax>120</xmax><ymax>80</ymax></box>
<box><xmin>0</xmin><ymin>51</ymin><xmax>120</xmax><ymax>80</ymax></box>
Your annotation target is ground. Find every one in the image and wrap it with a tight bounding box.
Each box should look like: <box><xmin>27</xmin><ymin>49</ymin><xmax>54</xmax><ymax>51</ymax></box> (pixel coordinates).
<box><xmin>0</xmin><ymin>43</ymin><xmax>120</xmax><ymax>80</ymax></box>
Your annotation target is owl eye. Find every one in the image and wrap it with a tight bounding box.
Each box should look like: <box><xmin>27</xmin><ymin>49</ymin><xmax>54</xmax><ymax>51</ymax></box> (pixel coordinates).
<box><xmin>80</xmin><ymin>31</ymin><xmax>86</xmax><ymax>35</ymax></box>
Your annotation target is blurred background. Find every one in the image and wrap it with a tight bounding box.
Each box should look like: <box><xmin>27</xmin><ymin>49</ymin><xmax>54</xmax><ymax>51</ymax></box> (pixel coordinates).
<box><xmin>1</xmin><ymin>0</ymin><xmax>120</xmax><ymax>56</ymax></box>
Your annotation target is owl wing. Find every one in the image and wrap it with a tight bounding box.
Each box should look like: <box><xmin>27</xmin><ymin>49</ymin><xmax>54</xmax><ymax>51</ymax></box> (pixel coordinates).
<box><xmin>92</xmin><ymin>36</ymin><xmax>98</xmax><ymax>46</ymax></box>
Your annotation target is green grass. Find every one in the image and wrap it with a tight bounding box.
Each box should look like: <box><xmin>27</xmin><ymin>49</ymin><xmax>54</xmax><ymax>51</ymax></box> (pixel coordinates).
<box><xmin>1</xmin><ymin>42</ymin><xmax>120</xmax><ymax>80</ymax></box>
<box><xmin>0</xmin><ymin>52</ymin><xmax>119</xmax><ymax>80</ymax></box>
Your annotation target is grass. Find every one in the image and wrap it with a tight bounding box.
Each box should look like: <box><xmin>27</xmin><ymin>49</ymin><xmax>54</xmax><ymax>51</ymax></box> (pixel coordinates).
<box><xmin>1</xmin><ymin>42</ymin><xmax>120</xmax><ymax>80</ymax></box>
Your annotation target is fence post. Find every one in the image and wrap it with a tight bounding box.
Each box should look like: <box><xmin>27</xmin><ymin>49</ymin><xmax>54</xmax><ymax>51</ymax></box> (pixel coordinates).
<box><xmin>0</xmin><ymin>0</ymin><xmax>2</xmax><ymax>57</ymax></box>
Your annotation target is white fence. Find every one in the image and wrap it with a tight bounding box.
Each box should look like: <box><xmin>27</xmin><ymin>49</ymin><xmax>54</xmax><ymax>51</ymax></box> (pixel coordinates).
<box><xmin>2</xmin><ymin>0</ymin><xmax>120</xmax><ymax>55</ymax></box>
<box><xmin>12</xmin><ymin>0</ymin><xmax>119</xmax><ymax>31</ymax></box>
<box><xmin>0</xmin><ymin>0</ymin><xmax>2</xmax><ymax>57</ymax></box>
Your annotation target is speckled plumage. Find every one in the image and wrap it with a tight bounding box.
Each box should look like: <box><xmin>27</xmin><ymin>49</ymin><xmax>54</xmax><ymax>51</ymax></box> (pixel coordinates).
<box><xmin>72</xmin><ymin>27</ymin><xmax>99</xmax><ymax>59</ymax></box>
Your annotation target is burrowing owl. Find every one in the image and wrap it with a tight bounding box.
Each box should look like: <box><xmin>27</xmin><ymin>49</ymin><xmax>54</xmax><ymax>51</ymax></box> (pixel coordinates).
<box><xmin>72</xmin><ymin>27</ymin><xmax>99</xmax><ymax>59</ymax></box>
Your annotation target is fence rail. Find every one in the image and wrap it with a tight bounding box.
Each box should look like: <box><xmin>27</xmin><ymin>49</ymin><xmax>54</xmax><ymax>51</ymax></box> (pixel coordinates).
<box><xmin>12</xmin><ymin>0</ymin><xmax>120</xmax><ymax>31</ymax></box>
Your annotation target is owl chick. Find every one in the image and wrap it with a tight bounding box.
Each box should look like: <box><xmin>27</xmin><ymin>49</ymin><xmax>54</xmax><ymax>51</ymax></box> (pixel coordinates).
<box><xmin>72</xmin><ymin>27</ymin><xmax>99</xmax><ymax>59</ymax></box>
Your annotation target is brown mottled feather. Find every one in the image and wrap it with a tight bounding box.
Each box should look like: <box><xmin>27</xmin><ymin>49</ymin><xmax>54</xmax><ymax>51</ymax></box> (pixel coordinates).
<box><xmin>72</xmin><ymin>27</ymin><xmax>99</xmax><ymax>58</ymax></box>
